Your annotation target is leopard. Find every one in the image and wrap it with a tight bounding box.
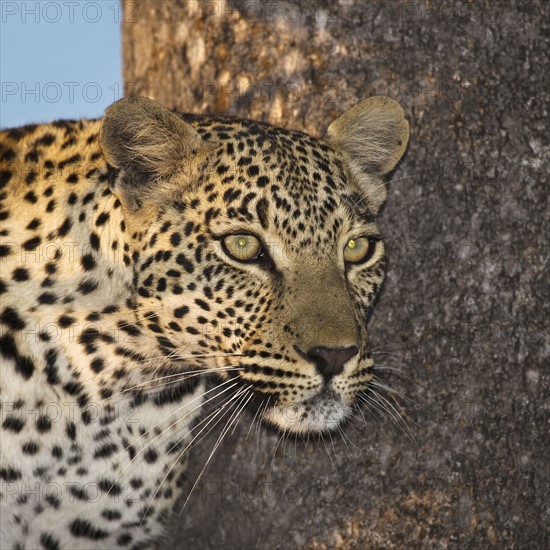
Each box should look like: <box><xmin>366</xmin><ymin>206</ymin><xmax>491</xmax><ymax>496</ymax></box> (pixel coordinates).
<box><xmin>0</xmin><ymin>95</ymin><xmax>409</xmax><ymax>549</ymax></box>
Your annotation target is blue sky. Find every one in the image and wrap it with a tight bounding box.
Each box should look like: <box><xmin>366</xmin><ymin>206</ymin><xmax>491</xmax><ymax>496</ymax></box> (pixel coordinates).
<box><xmin>1</xmin><ymin>1</ymin><xmax>122</xmax><ymax>129</ymax></box>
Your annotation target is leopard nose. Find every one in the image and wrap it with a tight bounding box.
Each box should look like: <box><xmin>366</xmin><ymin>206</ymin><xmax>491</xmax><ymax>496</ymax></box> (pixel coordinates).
<box><xmin>299</xmin><ymin>345</ymin><xmax>359</xmax><ymax>381</ymax></box>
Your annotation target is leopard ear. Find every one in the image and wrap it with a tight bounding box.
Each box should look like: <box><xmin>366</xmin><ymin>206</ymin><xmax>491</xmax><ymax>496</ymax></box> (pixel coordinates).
<box><xmin>100</xmin><ymin>96</ymin><xmax>210</xmax><ymax>208</ymax></box>
<box><xmin>325</xmin><ymin>96</ymin><xmax>409</xmax><ymax>212</ymax></box>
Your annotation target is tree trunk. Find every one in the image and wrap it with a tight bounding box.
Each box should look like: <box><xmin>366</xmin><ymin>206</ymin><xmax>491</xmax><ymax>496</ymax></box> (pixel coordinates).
<box><xmin>121</xmin><ymin>1</ymin><xmax>548</xmax><ymax>548</ymax></box>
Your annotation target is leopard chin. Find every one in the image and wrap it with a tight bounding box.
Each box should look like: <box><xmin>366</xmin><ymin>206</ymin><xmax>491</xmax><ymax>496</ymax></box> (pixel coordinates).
<box><xmin>262</xmin><ymin>390</ymin><xmax>352</xmax><ymax>434</ymax></box>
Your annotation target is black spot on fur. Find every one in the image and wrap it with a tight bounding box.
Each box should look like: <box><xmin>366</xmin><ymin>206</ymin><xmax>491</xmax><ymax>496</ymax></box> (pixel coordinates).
<box><xmin>23</xmin><ymin>236</ymin><xmax>41</xmax><ymax>251</ymax></box>
<box><xmin>117</xmin><ymin>533</ymin><xmax>132</xmax><ymax>545</ymax></box>
<box><xmin>26</xmin><ymin>218</ymin><xmax>41</xmax><ymax>230</ymax></box>
<box><xmin>12</xmin><ymin>268</ymin><xmax>30</xmax><ymax>282</ymax></box>
<box><xmin>69</xmin><ymin>485</ymin><xmax>88</xmax><ymax>501</ymax></box>
<box><xmin>58</xmin><ymin>315</ymin><xmax>75</xmax><ymax>328</ymax></box>
<box><xmin>36</xmin><ymin>133</ymin><xmax>56</xmax><ymax>146</ymax></box>
<box><xmin>195</xmin><ymin>298</ymin><xmax>210</xmax><ymax>311</ymax></box>
<box><xmin>90</xmin><ymin>357</ymin><xmax>105</xmax><ymax>373</ymax></box>
<box><xmin>93</xmin><ymin>443</ymin><xmax>118</xmax><ymax>459</ymax></box>
<box><xmin>256</xmin><ymin>198</ymin><xmax>269</xmax><ymax>228</ymax></box>
<box><xmin>117</xmin><ymin>321</ymin><xmax>141</xmax><ymax>337</ymax></box>
<box><xmin>66</xmin><ymin>422</ymin><xmax>77</xmax><ymax>440</ymax></box>
<box><xmin>1</xmin><ymin>148</ymin><xmax>15</xmax><ymax>161</ymax></box>
<box><xmin>24</xmin><ymin>190</ymin><xmax>38</xmax><ymax>203</ymax></box>
<box><xmin>52</xmin><ymin>446</ymin><xmax>63</xmax><ymax>459</ymax></box>
<box><xmin>25</xmin><ymin>149</ymin><xmax>38</xmax><ymax>163</ymax></box>
<box><xmin>38</xmin><ymin>292</ymin><xmax>57</xmax><ymax>304</ymax></box>
<box><xmin>79</xmin><ymin>327</ymin><xmax>101</xmax><ymax>353</ymax></box>
<box><xmin>0</xmin><ymin>170</ymin><xmax>12</xmax><ymax>187</ymax></box>
<box><xmin>57</xmin><ymin>217</ymin><xmax>73</xmax><ymax>237</ymax></box>
<box><xmin>174</xmin><ymin>306</ymin><xmax>189</xmax><ymax>318</ymax></box>
<box><xmin>153</xmin><ymin>378</ymin><xmax>200</xmax><ymax>406</ymax></box>
<box><xmin>36</xmin><ymin>415</ymin><xmax>52</xmax><ymax>433</ymax></box>
<box><xmin>101</xmin><ymin>509</ymin><xmax>121</xmax><ymax>521</ymax></box>
<box><xmin>44</xmin><ymin>349</ymin><xmax>59</xmax><ymax>384</ymax></box>
<box><xmin>0</xmin><ymin>334</ymin><xmax>35</xmax><ymax>379</ymax></box>
<box><xmin>82</xmin><ymin>192</ymin><xmax>95</xmax><ymax>205</ymax></box>
<box><xmin>90</xmin><ymin>232</ymin><xmax>100</xmax><ymax>251</ymax></box>
<box><xmin>39</xmin><ymin>532</ymin><xmax>61</xmax><ymax>550</ymax></box>
<box><xmin>77</xmin><ymin>279</ymin><xmax>98</xmax><ymax>295</ymax></box>
<box><xmin>0</xmin><ymin>466</ymin><xmax>21</xmax><ymax>481</ymax></box>
<box><xmin>95</xmin><ymin>212</ymin><xmax>110</xmax><ymax>226</ymax></box>
<box><xmin>175</xmin><ymin>253</ymin><xmax>194</xmax><ymax>273</ymax></box>
<box><xmin>69</xmin><ymin>519</ymin><xmax>109</xmax><ymax>540</ymax></box>
<box><xmin>58</xmin><ymin>154</ymin><xmax>81</xmax><ymax>171</ymax></box>
<box><xmin>81</xmin><ymin>254</ymin><xmax>96</xmax><ymax>271</ymax></box>
<box><xmin>97</xmin><ymin>478</ymin><xmax>121</xmax><ymax>494</ymax></box>
<box><xmin>0</xmin><ymin>307</ymin><xmax>26</xmax><ymax>330</ymax></box>
<box><xmin>22</xmin><ymin>441</ymin><xmax>40</xmax><ymax>455</ymax></box>
<box><xmin>25</xmin><ymin>171</ymin><xmax>37</xmax><ymax>184</ymax></box>
<box><xmin>63</xmin><ymin>381</ymin><xmax>83</xmax><ymax>396</ymax></box>
<box><xmin>2</xmin><ymin>416</ymin><xmax>25</xmax><ymax>433</ymax></box>
<box><xmin>144</xmin><ymin>448</ymin><xmax>158</xmax><ymax>463</ymax></box>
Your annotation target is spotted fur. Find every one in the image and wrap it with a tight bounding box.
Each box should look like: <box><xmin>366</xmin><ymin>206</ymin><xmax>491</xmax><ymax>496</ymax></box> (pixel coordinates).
<box><xmin>0</xmin><ymin>96</ymin><xmax>408</xmax><ymax>549</ymax></box>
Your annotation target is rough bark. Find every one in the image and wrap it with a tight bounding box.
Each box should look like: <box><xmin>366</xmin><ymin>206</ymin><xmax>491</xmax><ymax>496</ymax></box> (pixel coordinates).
<box><xmin>121</xmin><ymin>1</ymin><xmax>549</xmax><ymax>548</ymax></box>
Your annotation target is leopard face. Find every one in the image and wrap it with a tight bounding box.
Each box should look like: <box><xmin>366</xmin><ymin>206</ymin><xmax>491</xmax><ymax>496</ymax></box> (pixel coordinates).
<box><xmin>101</xmin><ymin>96</ymin><xmax>409</xmax><ymax>434</ymax></box>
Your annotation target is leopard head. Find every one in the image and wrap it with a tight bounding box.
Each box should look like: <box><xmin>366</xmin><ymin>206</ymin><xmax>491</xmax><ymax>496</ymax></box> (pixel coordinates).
<box><xmin>100</xmin><ymin>96</ymin><xmax>409</xmax><ymax>434</ymax></box>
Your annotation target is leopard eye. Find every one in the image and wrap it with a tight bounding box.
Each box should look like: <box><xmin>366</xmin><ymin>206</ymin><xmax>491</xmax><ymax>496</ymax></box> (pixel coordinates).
<box><xmin>223</xmin><ymin>234</ymin><xmax>263</xmax><ymax>262</ymax></box>
<box><xmin>343</xmin><ymin>237</ymin><xmax>377</xmax><ymax>264</ymax></box>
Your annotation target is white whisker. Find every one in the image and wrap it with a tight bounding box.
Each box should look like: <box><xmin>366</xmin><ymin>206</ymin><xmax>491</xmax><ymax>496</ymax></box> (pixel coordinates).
<box><xmin>111</xmin><ymin>379</ymin><xmax>239</xmax><ymax>490</ymax></box>
<box><xmin>100</xmin><ymin>365</ymin><xmax>242</xmax><ymax>404</ymax></box>
<box><xmin>180</xmin><ymin>389</ymin><xmax>253</xmax><ymax>512</ymax></box>
<box><xmin>141</xmin><ymin>386</ymin><xmax>249</xmax><ymax>523</ymax></box>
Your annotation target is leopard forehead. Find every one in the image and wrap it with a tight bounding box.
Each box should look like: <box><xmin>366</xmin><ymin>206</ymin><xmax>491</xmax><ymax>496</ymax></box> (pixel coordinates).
<box><xmin>175</xmin><ymin>115</ymin><xmax>375</xmax><ymax>244</ymax></box>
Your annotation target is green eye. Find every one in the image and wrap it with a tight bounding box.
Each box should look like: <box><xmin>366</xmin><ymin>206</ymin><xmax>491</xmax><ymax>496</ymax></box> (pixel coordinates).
<box><xmin>343</xmin><ymin>237</ymin><xmax>377</xmax><ymax>264</ymax></box>
<box><xmin>223</xmin><ymin>234</ymin><xmax>262</xmax><ymax>261</ymax></box>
